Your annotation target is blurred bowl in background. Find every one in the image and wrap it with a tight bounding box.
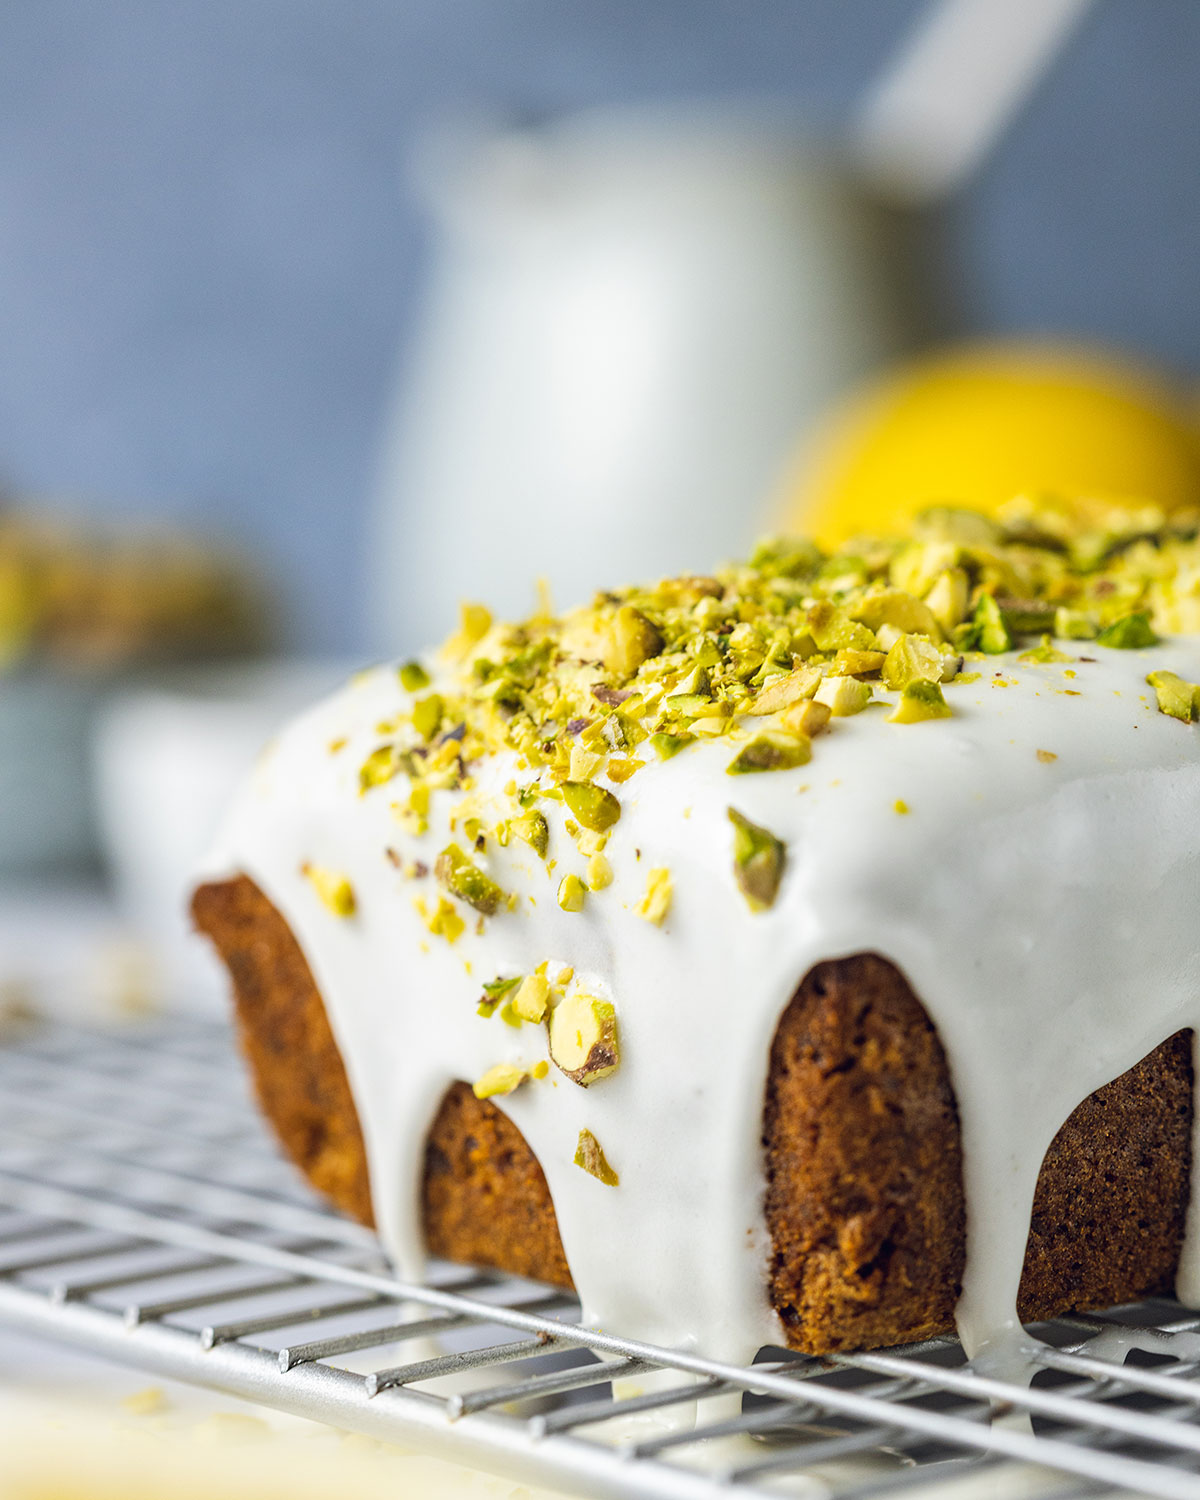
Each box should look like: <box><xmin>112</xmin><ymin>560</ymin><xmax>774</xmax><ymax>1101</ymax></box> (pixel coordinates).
<box><xmin>93</xmin><ymin>659</ymin><xmax>353</xmax><ymax>1012</ymax></box>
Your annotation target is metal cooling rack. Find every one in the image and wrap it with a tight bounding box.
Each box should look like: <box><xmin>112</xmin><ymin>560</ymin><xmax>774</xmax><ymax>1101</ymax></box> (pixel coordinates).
<box><xmin>3</xmin><ymin>1021</ymin><xmax>1200</xmax><ymax>1500</ymax></box>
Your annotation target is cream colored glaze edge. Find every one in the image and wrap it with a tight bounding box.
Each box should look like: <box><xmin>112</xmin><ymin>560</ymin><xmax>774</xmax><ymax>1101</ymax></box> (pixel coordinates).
<box><xmin>204</xmin><ymin>642</ymin><xmax>1200</xmax><ymax>1362</ymax></box>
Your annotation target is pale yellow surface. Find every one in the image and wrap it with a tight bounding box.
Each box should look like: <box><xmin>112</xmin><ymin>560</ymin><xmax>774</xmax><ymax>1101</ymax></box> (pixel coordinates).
<box><xmin>780</xmin><ymin>343</ymin><xmax>1200</xmax><ymax>545</ymax></box>
<box><xmin>1</xmin><ymin>1387</ymin><xmax>570</xmax><ymax>1500</ymax></box>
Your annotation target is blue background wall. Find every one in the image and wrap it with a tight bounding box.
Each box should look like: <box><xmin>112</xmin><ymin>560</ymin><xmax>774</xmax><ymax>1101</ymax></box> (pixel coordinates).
<box><xmin>0</xmin><ymin>1</ymin><xmax>1197</xmax><ymax>650</ymax></box>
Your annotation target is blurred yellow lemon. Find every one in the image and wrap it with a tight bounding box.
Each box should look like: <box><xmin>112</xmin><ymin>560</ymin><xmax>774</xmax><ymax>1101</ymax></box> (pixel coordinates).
<box><xmin>781</xmin><ymin>343</ymin><xmax>1200</xmax><ymax>545</ymax></box>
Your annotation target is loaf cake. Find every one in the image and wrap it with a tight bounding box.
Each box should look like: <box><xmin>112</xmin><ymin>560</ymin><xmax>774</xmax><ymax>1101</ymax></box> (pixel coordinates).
<box><xmin>195</xmin><ymin>496</ymin><xmax>1200</xmax><ymax>1359</ymax></box>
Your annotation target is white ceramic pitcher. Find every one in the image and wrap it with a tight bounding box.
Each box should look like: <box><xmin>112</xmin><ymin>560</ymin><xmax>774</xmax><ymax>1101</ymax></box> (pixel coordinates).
<box><xmin>369</xmin><ymin>105</ymin><xmax>928</xmax><ymax>651</ymax></box>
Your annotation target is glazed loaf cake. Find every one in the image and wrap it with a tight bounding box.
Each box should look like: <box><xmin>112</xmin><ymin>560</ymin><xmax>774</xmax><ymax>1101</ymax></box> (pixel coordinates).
<box><xmin>195</xmin><ymin>497</ymin><xmax>1200</xmax><ymax>1359</ymax></box>
<box><xmin>195</xmin><ymin>874</ymin><xmax>1190</xmax><ymax>1353</ymax></box>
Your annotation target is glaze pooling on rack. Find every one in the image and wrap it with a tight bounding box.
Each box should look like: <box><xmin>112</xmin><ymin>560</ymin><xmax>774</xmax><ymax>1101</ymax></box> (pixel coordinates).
<box><xmin>205</xmin><ymin>642</ymin><xmax>1200</xmax><ymax>1361</ymax></box>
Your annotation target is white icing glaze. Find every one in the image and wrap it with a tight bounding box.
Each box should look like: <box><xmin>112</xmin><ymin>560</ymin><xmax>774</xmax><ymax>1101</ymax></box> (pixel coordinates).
<box><xmin>204</xmin><ymin>643</ymin><xmax>1200</xmax><ymax>1361</ymax></box>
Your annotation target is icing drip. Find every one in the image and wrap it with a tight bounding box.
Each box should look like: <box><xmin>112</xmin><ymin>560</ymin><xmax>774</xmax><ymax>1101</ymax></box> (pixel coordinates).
<box><xmin>204</xmin><ymin>643</ymin><xmax>1200</xmax><ymax>1361</ymax></box>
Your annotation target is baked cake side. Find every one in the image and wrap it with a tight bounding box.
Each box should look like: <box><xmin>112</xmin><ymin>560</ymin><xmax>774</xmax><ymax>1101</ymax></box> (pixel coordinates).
<box><xmin>194</xmin><ymin>875</ymin><xmax>1191</xmax><ymax>1355</ymax></box>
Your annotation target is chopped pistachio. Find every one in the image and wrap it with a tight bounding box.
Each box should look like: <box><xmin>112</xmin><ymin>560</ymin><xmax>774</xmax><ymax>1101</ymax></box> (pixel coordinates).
<box><xmin>472</xmin><ymin>1062</ymin><xmax>525</xmax><ymax>1100</ymax></box>
<box><xmin>1096</xmin><ymin>611</ymin><xmax>1158</xmax><ymax>649</ymax></box>
<box><xmin>664</xmin><ymin>691</ymin><xmax>715</xmax><ymax>719</ymax></box>
<box><xmin>888</xmin><ymin>679</ymin><xmax>953</xmax><ymax>724</ymax></box>
<box><xmin>511</xmin><ymin>808</ymin><xmax>549</xmax><ymax>858</ymax></box>
<box><xmin>568</xmin><ymin>743</ymin><xmax>605</xmax><ymax>782</ymax></box>
<box><xmin>512</xmin><ymin>973</ymin><xmax>552</xmax><ymax>1023</ymax></box>
<box><xmin>727</xmin><ymin>731</ymin><xmax>811</xmax><ymax>775</ymax></box>
<box><xmin>574</xmin><ymin>1128</ymin><xmax>619</xmax><ymax>1186</ymax></box>
<box><xmin>562</xmin><ymin>780</ymin><xmax>621</xmax><ymax>832</ymax></box>
<box><xmin>398</xmin><ymin>660</ymin><xmax>431</xmax><ymax>692</ymax></box>
<box><xmin>831</xmin><ymin>647</ymin><xmax>886</xmax><ymax>677</ymax></box>
<box><xmin>478</xmin><ymin>974</ymin><xmax>521</xmax><ymax>1017</ymax></box>
<box><xmin>1054</xmin><ymin>605</ymin><xmax>1098</xmax><ymax>640</ymax></box>
<box><xmin>416</xmin><ymin>895</ymin><xmax>465</xmax><ymax>944</ymax></box>
<box><xmin>605</xmin><ymin>756</ymin><xmax>643</xmax><ymax>782</ymax></box>
<box><xmin>881</xmin><ymin>633</ymin><xmax>944</xmax><ymax>690</ymax></box>
<box><xmin>924</xmin><ymin>568</ymin><xmax>970</xmax><ymax>633</ymax></box>
<box><xmin>748</xmin><ymin>667</ymin><xmax>821</xmax><ymax>715</ymax></box>
<box><xmin>1147</xmin><ymin>669</ymin><xmax>1198</xmax><ymax>722</ymax></box>
<box><xmin>1036</xmin><ymin>749</ymin><xmax>1058</xmax><ymax>764</ymax></box>
<box><xmin>780</xmin><ymin>698</ymin><xmax>832</xmax><ymax>738</ymax></box>
<box><xmin>303</xmin><ymin>864</ymin><xmax>356</xmax><ymax>917</ymax></box>
<box><xmin>806</xmin><ymin>600</ymin><xmax>877</xmax><ymax>652</ymax></box>
<box><xmin>359</xmin><ymin>743</ymin><xmax>404</xmax><ymax>793</ymax></box>
<box><xmin>894</xmin><ymin>799</ymin><xmax>910</xmax><ymax>815</ymax></box>
<box><xmin>557</xmin><ymin>873</ymin><xmax>587</xmax><ymax>912</ymax></box>
<box><xmin>435</xmin><ymin>844</ymin><xmax>505</xmax><ymax>916</ymax></box>
<box><xmin>850</xmin><ymin>588</ymin><xmax>942</xmax><ymax>641</ymax></box>
<box><xmin>1019</xmin><ymin>635</ymin><xmax>1072</xmax><ymax>665</ymax></box>
<box><xmin>636</xmin><ymin>866</ymin><xmax>673</xmax><ymax>925</ymax></box>
<box><xmin>728</xmin><ymin>807</ymin><xmax>786</xmax><ymax>912</ymax></box>
<box><xmin>411</xmin><ymin>693</ymin><xmax>444</xmax><ymax>741</ymax></box>
<box><xmin>588</xmin><ymin>852</ymin><xmax>613</xmax><ymax>890</ymax></box>
<box><xmin>605</xmin><ymin>604</ymin><xmax>664</xmax><ymax>678</ymax></box>
<box><xmin>814</xmin><ymin>675</ymin><xmax>872</xmax><ymax>717</ymax></box>
<box><xmin>973</xmin><ymin>594</ymin><xmax>1013</xmax><ymax>655</ymax></box>
<box><xmin>649</xmin><ymin>732</ymin><xmax>693</xmax><ymax>760</ymax></box>
<box><xmin>549</xmin><ymin>993</ymin><xmax>619</xmax><ymax>1084</ymax></box>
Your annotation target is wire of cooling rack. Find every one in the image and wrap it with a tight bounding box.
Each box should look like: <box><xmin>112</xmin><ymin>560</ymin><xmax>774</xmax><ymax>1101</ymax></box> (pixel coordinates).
<box><xmin>3</xmin><ymin>1020</ymin><xmax>1200</xmax><ymax>1499</ymax></box>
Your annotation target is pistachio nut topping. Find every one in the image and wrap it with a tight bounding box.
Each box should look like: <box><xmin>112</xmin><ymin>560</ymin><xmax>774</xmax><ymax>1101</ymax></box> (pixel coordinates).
<box><xmin>728</xmin><ymin>807</ymin><xmax>786</xmax><ymax>912</ymax></box>
<box><xmin>511</xmin><ymin>972</ymin><xmax>552</xmax><ymax>1023</ymax></box>
<box><xmin>888</xmin><ymin>679</ymin><xmax>953</xmax><ymax>724</ymax></box>
<box><xmin>302</xmin><ymin>864</ymin><xmax>356</xmax><ymax>918</ymax></box>
<box><xmin>574</xmin><ymin>1128</ymin><xmax>620</xmax><ymax>1186</ymax></box>
<box><xmin>398</xmin><ymin>660</ymin><xmax>430</xmax><ymax>692</ymax></box>
<box><xmin>435</xmin><ymin>844</ymin><xmax>504</xmax><ymax>916</ymax></box>
<box><xmin>557</xmin><ymin>873</ymin><xmax>587</xmax><ymax>912</ymax></box>
<box><xmin>727</xmin><ymin>731</ymin><xmax>811</xmax><ymax>775</ymax></box>
<box><xmin>1147</xmin><ymin>669</ymin><xmax>1200</xmax><ymax>723</ymax></box>
<box><xmin>636</xmin><ymin>867</ymin><xmax>673</xmax><ymax>926</ymax></box>
<box><xmin>548</xmin><ymin>992</ymin><xmax>619</xmax><ymax>1084</ymax></box>
<box><xmin>472</xmin><ymin>1061</ymin><xmax>543</xmax><ymax>1099</ymax></box>
<box><xmin>348</xmin><ymin>497</ymin><xmax>1200</xmax><ymax>929</ymax></box>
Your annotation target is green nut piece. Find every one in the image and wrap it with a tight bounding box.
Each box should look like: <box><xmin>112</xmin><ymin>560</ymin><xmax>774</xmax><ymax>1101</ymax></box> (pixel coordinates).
<box><xmin>511</xmin><ymin>808</ymin><xmax>549</xmax><ymax>858</ymax></box>
<box><xmin>574</xmin><ymin>1128</ymin><xmax>619</xmax><ymax>1186</ymax></box>
<box><xmin>605</xmin><ymin>604</ymin><xmax>664</xmax><ymax>678</ymax></box>
<box><xmin>881</xmin><ymin>633</ymin><xmax>944</xmax><ymax>690</ymax></box>
<box><xmin>550</xmin><ymin>993</ymin><xmax>619</xmax><ymax>1084</ymax></box>
<box><xmin>411</xmin><ymin>692</ymin><xmax>444</xmax><ymax>741</ymax></box>
<box><xmin>1096</xmin><ymin>611</ymin><xmax>1158</xmax><ymax>649</ymax></box>
<box><xmin>814</xmin><ymin>675</ymin><xmax>872</xmax><ymax>717</ymax></box>
<box><xmin>435</xmin><ymin>843</ymin><xmax>505</xmax><ymax>916</ymax></box>
<box><xmin>748</xmin><ymin>667</ymin><xmax>821</xmax><ymax>716</ymax></box>
<box><xmin>303</xmin><ymin>864</ymin><xmax>356</xmax><ymax>918</ymax></box>
<box><xmin>473</xmin><ymin>1063</ymin><xmax>525</xmax><ymax>1100</ymax></box>
<box><xmin>562</xmin><ymin>780</ymin><xmax>621</xmax><ymax>832</ymax></box>
<box><xmin>728</xmin><ymin>807</ymin><xmax>786</xmax><ymax>912</ymax></box>
<box><xmin>512</xmin><ymin>973</ymin><xmax>552</xmax><ymax>1022</ymax></box>
<box><xmin>1054</xmin><ymin>605</ymin><xmax>1098</xmax><ymax>640</ymax></box>
<box><xmin>726</xmin><ymin>731</ymin><xmax>812</xmax><ymax>775</ymax></box>
<box><xmin>398</xmin><ymin>659</ymin><xmax>431</xmax><ymax>692</ymax></box>
<box><xmin>973</xmin><ymin>594</ymin><xmax>1013</xmax><ymax>655</ymax></box>
<box><xmin>557</xmin><ymin>873</ymin><xmax>587</xmax><ymax>912</ymax></box>
<box><xmin>1147</xmin><ymin>670</ymin><xmax>1198</xmax><ymax>723</ymax></box>
<box><xmin>358</xmin><ymin>743</ymin><xmax>404</xmax><ymax>793</ymax></box>
<box><xmin>888</xmin><ymin>679</ymin><xmax>953</xmax><ymax>723</ymax></box>
<box><xmin>1018</xmin><ymin>635</ymin><xmax>1072</xmax><ymax>665</ymax></box>
<box><xmin>477</xmin><ymin>974</ymin><xmax>521</xmax><ymax>1018</ymax></box>
<box><xmin>649</xmin><ymin>731</ymin><xmax>694</xmax><ymax>760</ymax></box>
<box><xmin>806</xmin><ymin>600</ymin><xmax>877</xmax><ymax>652</ymax></box>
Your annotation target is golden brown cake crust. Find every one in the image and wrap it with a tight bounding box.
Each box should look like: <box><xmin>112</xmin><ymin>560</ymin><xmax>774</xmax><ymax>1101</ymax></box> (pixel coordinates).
<box><xmin>193</xmin><ymin>875</ymin><xmax>1192</xmax><ymax>1354</ymax></box>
